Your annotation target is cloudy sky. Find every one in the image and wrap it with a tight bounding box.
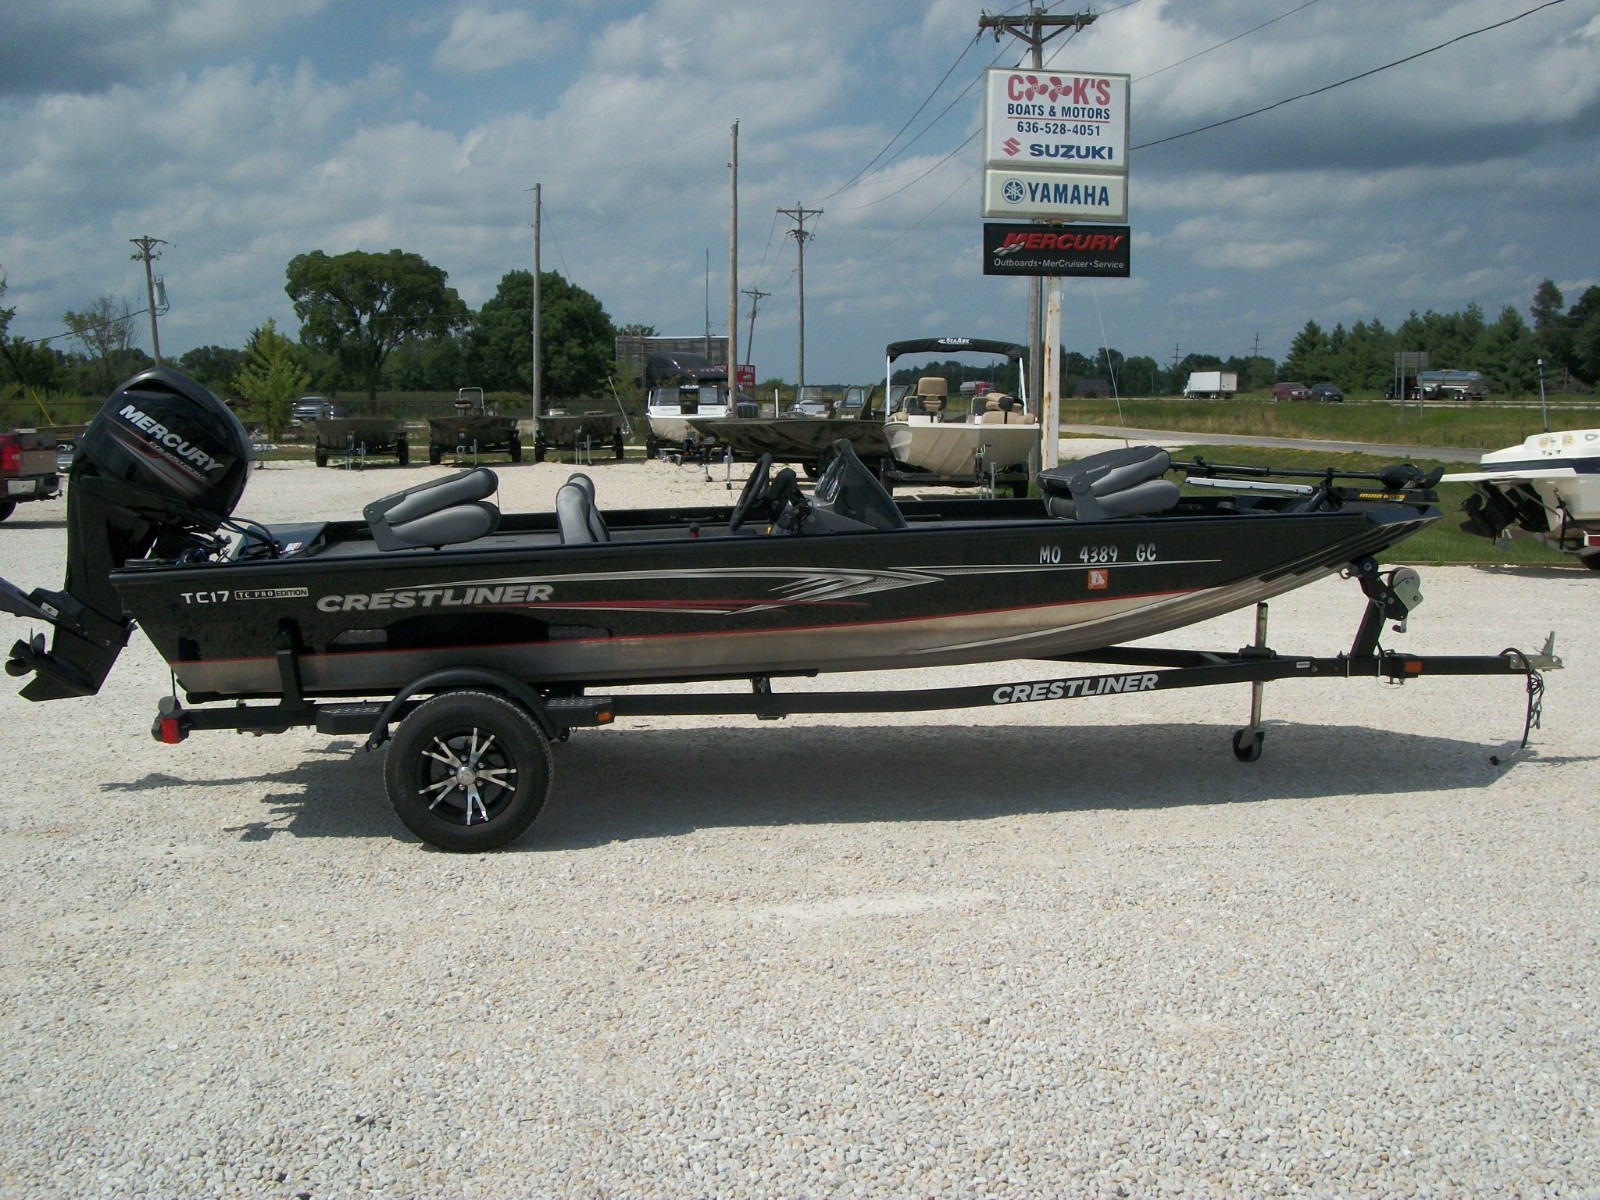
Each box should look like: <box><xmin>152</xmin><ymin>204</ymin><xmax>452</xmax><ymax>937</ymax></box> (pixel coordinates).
<box><xmin>2</xmin><ymin>0</ymin><xmax>1596</xmax><ymax>388</ymax></box>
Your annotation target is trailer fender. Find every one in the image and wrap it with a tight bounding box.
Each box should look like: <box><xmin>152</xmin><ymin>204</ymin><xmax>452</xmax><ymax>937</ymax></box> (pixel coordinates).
<box><xmin>363</xmin><ymin>667</ymin><xmax>559</xmax><ymax>749</ymax></box>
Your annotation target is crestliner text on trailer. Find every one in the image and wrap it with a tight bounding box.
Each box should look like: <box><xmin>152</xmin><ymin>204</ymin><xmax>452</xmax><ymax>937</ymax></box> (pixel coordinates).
<box><xmin>0</xmin><ymin>370</ymin><xmax>1561</xmax><ymax>852</ymax></box>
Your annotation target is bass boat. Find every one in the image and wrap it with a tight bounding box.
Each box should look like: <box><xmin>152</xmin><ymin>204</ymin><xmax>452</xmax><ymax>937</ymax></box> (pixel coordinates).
<box><xmin>1</xmin><ymin>369</ymin><xmax>1560</xmax><ymax>852</ymax></box>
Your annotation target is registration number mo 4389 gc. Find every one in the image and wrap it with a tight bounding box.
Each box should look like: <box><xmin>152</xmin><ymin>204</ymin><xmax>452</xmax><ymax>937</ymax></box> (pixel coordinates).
<box><xmin>1037</xmin><ymin>542</ymin><xmax>1158</xmax><ymax>564</ymax></box>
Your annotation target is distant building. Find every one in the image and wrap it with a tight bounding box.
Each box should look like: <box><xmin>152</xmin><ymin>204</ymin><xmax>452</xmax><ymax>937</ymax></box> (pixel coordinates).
<box><xmin>1072</xmin><ymin>377</ymin><xmax>1112</xmax><ymax>397</ymax></box>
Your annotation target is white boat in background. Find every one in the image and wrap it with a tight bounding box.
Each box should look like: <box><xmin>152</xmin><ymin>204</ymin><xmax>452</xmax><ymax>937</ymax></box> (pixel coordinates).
<box><xmin>1445</xmin><ymin>428</ymin><xmax>1600</xmax><ymax>569</ymax></box>
<box><xmin>641</xmin><ymin>351</ymin><xmax>737</xmax><ymax>456</ymax></box>
<box><xmin>881</xmin><ymin>336</ymin><xmax>1040</xmax><ymax>497</ymax></box>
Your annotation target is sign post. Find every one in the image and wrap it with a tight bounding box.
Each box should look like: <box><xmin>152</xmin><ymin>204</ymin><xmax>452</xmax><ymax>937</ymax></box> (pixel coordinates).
<box><xmin>981</xmin><ymin>67</ymin><xmax>1131</xmax><ymax>469</ymax></box>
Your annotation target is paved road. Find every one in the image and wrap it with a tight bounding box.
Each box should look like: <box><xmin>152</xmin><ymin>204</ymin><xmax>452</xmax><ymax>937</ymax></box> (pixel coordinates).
<box><xmin>1059</xmin><ymin>423</ymin><xmax>1484</xmax><ymax>464</ymax></box>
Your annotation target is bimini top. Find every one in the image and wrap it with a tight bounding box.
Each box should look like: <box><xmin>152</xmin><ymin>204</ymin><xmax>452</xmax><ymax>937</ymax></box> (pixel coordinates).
<box><xmin>885</xmin><ymin>337</ymin><xmax>1026</xmax><ymax>364</ymax></box>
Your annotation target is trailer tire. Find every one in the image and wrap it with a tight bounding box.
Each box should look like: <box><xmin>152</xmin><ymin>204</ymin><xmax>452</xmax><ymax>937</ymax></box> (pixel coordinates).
<box><xmin>384</xmin><ymin>690</ymin><xmax>554</xmax><ymax>852</ymax></box>
<box><xmin>0</xmin><ymin>501</ymin><xmax>14</xmax><ymax>522</ymax></box>
<box><xmin>314</xmin><ymin>446</ymin><xmax>328</xmax><ymax>467</ymax></box>
<box><xmin>508</xmin><ymin>434</ymin><xmax>523</xmax><ymax>463</ymax></box>
<box><xmin>396</xmin><ymin>438</ymin><xmax>409</xmax><ymax>466</ymax></box>
<box><xmin>428</xmin><ymin>443</ymin><xmax>443</xmax><ymax>466</ymax></box>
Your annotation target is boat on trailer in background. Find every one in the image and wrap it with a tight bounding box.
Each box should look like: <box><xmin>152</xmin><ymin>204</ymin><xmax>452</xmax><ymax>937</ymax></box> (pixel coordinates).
<box><xmin>1446</xmin><ymin>428</ymin><xmax>1600</xmax><ymax>569</ymax></box>
<box><xmin>0</xmin><ymin>369</ymin><xmax>1561</xmax><ymax>852</ymax></box>
<box><xmin>881</xmin><ymin>337</ymin><xmax>1039</xmax><ymax>497</ymax></box>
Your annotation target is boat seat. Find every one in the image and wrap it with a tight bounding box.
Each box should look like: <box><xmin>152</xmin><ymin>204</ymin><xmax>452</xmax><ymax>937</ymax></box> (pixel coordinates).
<box><xmin>1038</xmin><ymin>446</ymin><xmax>1180</xmax><ymax>521</ymax></box>
<box><xmin>977</xmin><ymin>392</ymin><xmax>1035</xmax><ymax>424</ymax></box>
<box><xmin>556</xmin><ymin>472</ymin><xmax>610</xmax><ymax>544</ymax></box>
<box><xmin>365</xmin><ymin>467</ymin><xmax>500</xmax><ymax>550</ymax></box>
<box><xmin>914</xmin><ymin>376</ymin><xmax>948</xmax><ymax>418</ymax></box>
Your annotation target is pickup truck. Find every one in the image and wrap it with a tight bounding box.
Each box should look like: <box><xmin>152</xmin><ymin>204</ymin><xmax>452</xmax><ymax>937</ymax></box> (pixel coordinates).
<box><xmin>0</xmin><ymin>429</ymin><xmax>62</xmax><ymax>521</ymax></box>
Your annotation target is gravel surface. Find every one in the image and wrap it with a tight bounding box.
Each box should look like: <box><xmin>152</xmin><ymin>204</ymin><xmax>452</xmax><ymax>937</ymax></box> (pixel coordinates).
<box><xmin>1</xmin><ymin>453</ymin><xmax>1596</xmax><ymax>1198</ymax></box>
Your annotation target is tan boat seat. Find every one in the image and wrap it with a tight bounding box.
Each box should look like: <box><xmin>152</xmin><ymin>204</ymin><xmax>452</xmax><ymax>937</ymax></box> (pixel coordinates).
<box><xmin>915</xmin><ymin>376</ymin><xmax>947</xmax><ymax>417</ymax></box>
<box><xmin>977</xmin><ymin>392</ymin><xmax>1034</xmax><ymax>424</ymax></box>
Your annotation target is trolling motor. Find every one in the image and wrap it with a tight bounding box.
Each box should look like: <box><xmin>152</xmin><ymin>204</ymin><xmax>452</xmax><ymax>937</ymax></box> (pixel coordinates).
<box><xmin>1</xmin><ymin>368</ymin><xmax>253</xmax><ymax>700</ymax></box>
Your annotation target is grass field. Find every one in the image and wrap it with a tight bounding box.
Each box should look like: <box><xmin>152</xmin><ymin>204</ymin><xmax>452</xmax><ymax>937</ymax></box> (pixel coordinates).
<box><xmin>1164</xmin><ymin>442</ymin><xmax>1573</xmax><ymax>567</ymax></box>
<box><xmin>1062</xmin><ymin>396</ymin><xmax>1600</xmax><ymax>453</ymax></box>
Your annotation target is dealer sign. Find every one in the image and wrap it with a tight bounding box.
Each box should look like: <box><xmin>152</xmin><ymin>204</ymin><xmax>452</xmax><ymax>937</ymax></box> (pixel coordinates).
<box><xmin>982</xmin><ymin>223</ymin><xmax>1130</xmax><ymax>278</ymax></box>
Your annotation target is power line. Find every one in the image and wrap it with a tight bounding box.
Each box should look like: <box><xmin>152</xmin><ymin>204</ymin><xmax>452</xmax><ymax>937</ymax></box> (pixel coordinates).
<box><xmin>1132</xmin><ymin>0</ymin><xmax>1570</xmax><ymax>152</ymax></box>
<box><xmin>1131</xmin><ymin>0</ymin><xmax>1321</xmax><ymax>83</ymax></box>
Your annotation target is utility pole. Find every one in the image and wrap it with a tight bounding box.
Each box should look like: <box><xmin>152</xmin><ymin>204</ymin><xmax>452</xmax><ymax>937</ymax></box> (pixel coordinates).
<box><xmin>129</xmin><ymin>235</ymin><xmax>168</xmax><ymax>365</ymax></box>
<box><xmin>778</xmin><ymin>202</ymin><xmax>821</xmax><ymax>390</ymax></box>
<box><xmin>530</xmin><ymin>183</ymin><xmax>542</xmax><ymax>419</ymax></box>
<box><xmin>728</xmin><ymin>120</ymin><xmax>739</xmax><ymax>404</ymax></box>
<box><xmin>742</xmin><ymin>286</ymin><xmax>770</xmax><ymax>371</ymax></box>
<box><xmin>978</xmin><ymin>7</ymin><xmax>1097</xmax><ymax>467</ymax></box>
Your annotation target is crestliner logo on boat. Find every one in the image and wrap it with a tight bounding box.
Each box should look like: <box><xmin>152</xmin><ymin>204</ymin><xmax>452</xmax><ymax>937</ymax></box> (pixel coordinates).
<box><xmin>317</xmin><ymin>583</ymin><xmax>555</xmax><ymax>612</ymax></box>
<box><xmin>118</xmin><ymin>405</ymin><xmax>225</xmax><ymax>474</ymax></box>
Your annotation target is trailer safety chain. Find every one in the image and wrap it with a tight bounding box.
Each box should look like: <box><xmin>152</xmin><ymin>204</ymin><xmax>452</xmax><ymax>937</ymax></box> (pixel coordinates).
<box><xmin>1500</xmin><ymin>647</ymin><xmax>1547</xmax><ymax>750</ymax></box>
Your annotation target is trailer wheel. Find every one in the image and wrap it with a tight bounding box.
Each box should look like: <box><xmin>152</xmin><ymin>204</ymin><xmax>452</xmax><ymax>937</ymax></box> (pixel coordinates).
<box><xmin>614</xmin><ymin>432</ymin><xmax>625</xmax><ymax>460</ymax></box>
<box><xmin>428</xmin><ymin>443</ymin><xmax>443</xmax><ymax>466</ymax></box>
<box><xmin>1231</xmin><ymin>728</ymin><xmax>1265</xmax><ymax>763</ymax></box>
<box><xmin>314</xmin><ymin>446</ymin><xmax>328</xmax><ymax>467</ymax></box>
<box><xmin>508</xmin><ymin>434</ymin><xmax>523</xmax><ymax>463</ymax></box>
<box><xmin>396</xmin><ymin>438</ymin><xmax>409</xmax><ymax>466</ymax></box>
<box><xmin>0</xmin><ymin>501</ymin><xmax>15</xmax><ymax>523</ymax></box>
<box><xmin>384</xmin><ymin>690</ymin><xmax>554</xmax><ymax>852</ymax></box>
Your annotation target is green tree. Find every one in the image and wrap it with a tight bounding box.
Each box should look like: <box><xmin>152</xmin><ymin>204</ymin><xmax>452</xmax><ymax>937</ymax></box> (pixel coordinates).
<box><xmin>1283</xmin><ymin>320</ymin><xmax>1330</xmax><ymax>383</ymax></box>
<box><xmin>62</xmin><ymin>294</ymin><xmax>138</xmax><ymax>393</ymax></box>
<box><xmin>470</xmin><ymin>270</ymin><xmax>617</xmax><ymax>399</ymax></box>
<box><xmin>176</xmin><ymin>345</ymin><xmax>246</xmax><ymax>393</ymax></box>
<box><xmin>232</xmin><ymin>319</ymin><xmax>309</xmax><ymax>439</ymax></box>
<box><xmin>286</xmin><ymin>249</ymin><xmax>468</xmax><ymax>408</ymax></box>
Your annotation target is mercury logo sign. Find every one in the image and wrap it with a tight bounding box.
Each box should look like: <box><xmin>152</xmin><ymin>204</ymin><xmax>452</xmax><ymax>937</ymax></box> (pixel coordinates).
<box><xmin>997</xmin><ymin>230</ymin><xmax>1126</xmax><ymax>254</ymax></box>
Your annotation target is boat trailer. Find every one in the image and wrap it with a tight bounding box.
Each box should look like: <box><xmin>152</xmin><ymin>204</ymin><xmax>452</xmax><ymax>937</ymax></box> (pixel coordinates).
<box><xmin>139</xmin><ymin>560</ymin><xmax>1559</xmax><ymax>851</ymax></box>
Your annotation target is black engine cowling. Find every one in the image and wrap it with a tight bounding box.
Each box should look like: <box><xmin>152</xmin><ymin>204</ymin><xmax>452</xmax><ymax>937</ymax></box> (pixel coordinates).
<box><xmin>2</xmin><ymin>368</ymin><xmax>253</xmax><ymax>700</ymax></box>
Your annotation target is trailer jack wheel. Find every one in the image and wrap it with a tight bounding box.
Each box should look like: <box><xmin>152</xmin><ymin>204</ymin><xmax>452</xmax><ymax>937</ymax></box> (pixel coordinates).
<box><xmin>1232</xmin><ymin>728</ymin><xmax>1265</xmax><ymax>763</ymax></box>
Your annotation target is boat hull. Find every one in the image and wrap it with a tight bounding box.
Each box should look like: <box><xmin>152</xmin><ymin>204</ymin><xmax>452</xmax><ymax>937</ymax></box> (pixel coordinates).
<box><xmin>884</xmin><ymin>418</ymin><xmax>1039</xmax><ymax>477</ymax></box>
<box><xmin>684</xmin><ymin>416</ymin><xmax>893</xmax><ymax>466</ymax></box>
<box><xmin>535</xmin><ymin>413</ymin><xmax>622</xmax><ymax>447</ymax></box>
<box><xmin>112</xmin><ymin>500</ymin><xmax>1434</xmax><ymax>702</ymax></box>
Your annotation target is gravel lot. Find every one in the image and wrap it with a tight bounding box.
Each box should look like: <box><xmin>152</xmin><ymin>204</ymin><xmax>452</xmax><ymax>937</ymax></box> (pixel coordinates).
<box><xmin>1</xmin><ymin>451</ymin><xmax>1596</xmax><ymax>1198</ymax></box>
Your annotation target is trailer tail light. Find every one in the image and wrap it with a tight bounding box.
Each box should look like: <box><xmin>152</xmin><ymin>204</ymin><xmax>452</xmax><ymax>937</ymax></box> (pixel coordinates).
<box><xmin>158</xmin><ymin>715</ymin><xmax>186</xmax><ymax>743</ymax></box>
<box><xmin>0</xmin><ymin>436</ymin><xmax>19</xmax><ymax>473</ymax></box>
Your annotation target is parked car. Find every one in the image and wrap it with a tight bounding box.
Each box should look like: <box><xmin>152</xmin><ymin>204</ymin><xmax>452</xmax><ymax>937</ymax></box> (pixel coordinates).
<box><xmin>291</xmin><ymin>396</ymin><xmax>347</xmax><ymax>425</ymax></box>
<box><xmin>1309</xmin><ymin>382</ymin><xmax>1345</xmax><ymax>403</ymax></box>
<box><xmin>1271</xmin><ymin>381</ymin><xmax>1312</xmax><ymax>402</ymax></box>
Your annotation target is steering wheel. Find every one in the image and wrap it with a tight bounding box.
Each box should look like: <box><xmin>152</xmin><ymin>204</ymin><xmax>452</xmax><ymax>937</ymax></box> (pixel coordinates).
<box><xmin>729</xmin><ymin>454</ymin><xmax>773</xmax><ymax>532</ymax></box>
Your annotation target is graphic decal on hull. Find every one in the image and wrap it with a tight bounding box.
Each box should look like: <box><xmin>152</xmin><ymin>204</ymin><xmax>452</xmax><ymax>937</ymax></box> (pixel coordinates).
<box><xmin>315</xmin><ymin>559</ymin><xmax>1208</xmax><ymax>619</ymax></box>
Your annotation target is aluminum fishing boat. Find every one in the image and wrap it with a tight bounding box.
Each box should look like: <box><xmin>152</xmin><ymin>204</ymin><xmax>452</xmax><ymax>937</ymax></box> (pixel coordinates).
<box><xmin>685</xmin><ymin>385</ymin><xmax>894</xmax><ymax>477</ymax></box>
<box><xmin>1445</xmin><ymin>428</ymin><xmax>1600</xmax><ymax>568</ymax></box>
<box><xmin>1</xmin><ymin>369</ymin><xmax>1559</xmax><ymax>853</ymax></box>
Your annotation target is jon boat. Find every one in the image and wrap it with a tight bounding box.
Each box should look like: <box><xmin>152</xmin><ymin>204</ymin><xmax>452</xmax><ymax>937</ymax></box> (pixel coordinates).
<box><xmin>427</xmin><ymin>388</ymin><xmax>520</xmax><ymax>464</ymax></box>
<box><xmin>685</xmin><ymin>385</ymin><xmax>894</xmax><ymax>477</ymax></box>
<box><xmin>533</xmin><ymin>410</ymin><xmax>626</xmax><ymax>463</ymax></box>
<box><xmin>1444</xmin><ymin>428</ymin><xmax>1600</xmax><ymax>569</ymax></box>
<box><xmin>1</xmin><ymin>370</ymin><xmax>1560</xmax><ymax>852</ymax></box>
<box><xmin>310</xmin><ymin>415</ymin><xmax>409</xmax><ymax>467</ymax></box>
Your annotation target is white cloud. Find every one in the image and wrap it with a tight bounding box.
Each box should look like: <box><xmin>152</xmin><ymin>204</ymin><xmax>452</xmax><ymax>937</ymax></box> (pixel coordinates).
<box><xmin>433</xmin><ymin>8</ymin><xmax>568</xmax><ymax>74</ymax></box>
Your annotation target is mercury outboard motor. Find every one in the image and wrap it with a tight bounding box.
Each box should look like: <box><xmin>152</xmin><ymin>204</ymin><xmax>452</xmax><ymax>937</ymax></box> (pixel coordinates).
<box><xmin>1</xmin><ymin>367</ymin><xmax>252</xmax><ymax>700</ymax></box>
